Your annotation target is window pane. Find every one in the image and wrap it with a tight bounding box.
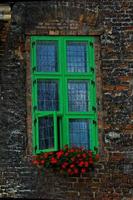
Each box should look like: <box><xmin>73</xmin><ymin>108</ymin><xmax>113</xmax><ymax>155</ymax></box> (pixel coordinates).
<box><xmin>69</xmin><ymin>119</ymin><xmax>89</xmax><ymax>149</ymax></box>
<box><xmin>67</xmin><ymin>42</ymin><xmax>87</xmax><ymax>72</ymax></box>
<box><xmin>68</xmin><ymin>81</ymin><xmax>89</xmax><ymax>112</ymax></box>
<box><xmin>38</xmin><ymin>80</ymin><xmax>59</xmax><ymax>111</ymax></box>
<box><xmin>39</xmin><ymin>117</ymin><xmax>54</xmax><ymax>150</ymax></box>
<box><xmin>36</xmin><ymin>41</ymin><xmax>58</xmax><ymax>72</ymax></box>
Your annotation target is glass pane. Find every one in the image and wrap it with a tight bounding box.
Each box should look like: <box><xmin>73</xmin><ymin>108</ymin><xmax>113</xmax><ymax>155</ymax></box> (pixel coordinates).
<box><xmin>68</xmin><ymin>81</ymin><xmax>89</xmax><ymax>112</ymax></box>
<box><xmin>39</xmin><ymin>117</ymin><xmax>54</xmax><ymax>150</ymax></box>
<box><xmin>67</xmin><ymin>42</ymin><xmax>87</xmax><ymax>72</ymax></box>
<box><xmin>69</xmin><ymin>119</ymin><xmax>89</xmax><ymax>149</ymax></box>
<box><xmin>38</xmin><ymin>80</ymin><xmax>59</xmax><ymax>111</ymax></box>
<box><xmin>36</xmin><ymin>41</ymin><xmax>58</xmax><ymax>72</ymax></box>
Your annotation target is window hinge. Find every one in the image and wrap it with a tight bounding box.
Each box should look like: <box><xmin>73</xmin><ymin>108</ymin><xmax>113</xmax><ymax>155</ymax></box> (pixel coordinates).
<box><xmin>93</xmin><ymin>120</ymin><xmax>97</xmax><ymax>125</ymax></box>
<box><xmin>32</xmin><ymin>67</ymin><xmax>36</xmax><ymax>72</ymax></box>
<box><xmin>91</xmin><ymin>67</ymin><xmax>94</xmax><ymax>72</ymax></box>
<box><xmin>91</xmin><ymin>80</ymin><xmax>95</xmax><ymax>85</ymax></box>
<box><xmin>92</xmin><ymin>106</ymin><xmax>96</xmax><ymax>111</ymax></box>
<box><xmin>34</xmin><ymin>106</ymin><xmax>37</xmax><ymax>111</ymax></box>
<box><xmin>33</xmin><ymin>80</ymin><xmax>36</xmax><ymax>85</ymax></box>
<box><xmin>34</xmin><ymin>118</ymin><xmax>37</xmax><ymax>124</ymax></box>
<box><xmin>32</xmin><ymin>41</ymin><xmax>35</xmax><ymax>47</ymax></box>
<box><xmin>90</xmin><ymin>42</ymin><xmax>93</xmax><ymax>47</ymax></box>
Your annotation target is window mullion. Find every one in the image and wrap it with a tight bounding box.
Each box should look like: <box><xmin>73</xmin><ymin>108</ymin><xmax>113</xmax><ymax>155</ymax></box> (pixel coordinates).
<box><xmin>60</xmin><ymin>37</ymin><xmax>68</xmax><ymax>148</ymax></box>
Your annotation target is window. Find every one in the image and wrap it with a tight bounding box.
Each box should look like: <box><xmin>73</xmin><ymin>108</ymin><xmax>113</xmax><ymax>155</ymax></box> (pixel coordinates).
<box><xmin>31</xmin><ymin>36</ymin><xmax>98</xmax><ymax>154</ymax></box>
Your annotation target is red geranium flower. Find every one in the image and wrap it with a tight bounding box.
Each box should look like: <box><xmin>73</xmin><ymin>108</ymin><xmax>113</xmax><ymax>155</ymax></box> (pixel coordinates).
<box><xmin>65</xmin><ymin>152</ymin><xmax>69</xmax><ymax>156</ymax></box>
<box><xmin>95</xmin><ymin>154</ymin><xmax>100</xmax><ymax>160</ymax></box>
<box><xmin>88</xmin><ymin>151</ymin><xmax>92</xmax><ymax>156</ymax></box>
<box><xmin>79</xmin><ymin>146</ymin><xmax>84</xmax><ymax>150</ymax></box>
<box><xmin>70</xmin><ymin>164</ymin><xmax>75</xmax><ymax>168</ymax></box>
<box><xmin>82</xmin><ymin>153</ymin><xmax>87</xmax><ymax>158</ymax></box>
<box><xmin>40</xmin><ymin>160</ymin><xmax>45</xmax><ymax>165</ymax></box>
<box><xmin>69</xmin><ymin>148</ymin><xmax>75</xmax><ymax>153</ymax></box>
<box><xmin>32</xmin><ymin>155</ymin><xmax>37</xmax><ymax>159</ymax></box>
<box><xmin>61</xmin><ymin>164</ymin><xmax>66</xmax><ymax>169</ymax></box>
<box><xmin>71</xmin><ymin>157</ymin><xmax>75</xmax><ymax>162</ymax></box>
<box><xmin>56</xmin><ymin>151</ymin><xmax>64</xmax><ymax>159</ymax></box>
<box><xmin>79</xmin><ymin>161</ymin><xmax>84</xmax><ymax>167</ymax></box>
<box><xmin>89</xmin><ymin>158</ymin><xmax>93</xmax><ymax>164</ymax></box>
<box><xmin>81</xmin><ymin>168</ymin><xmax>86</xmax><ymax>174</ymax></box>
<box><xmin>62</xmin><ymin>162</ymin><xmax>68</xmax><ymax>169</ymax></box>
<box><xmin>67</xmin><ymin>168</ymin><xmax>73</xmax><ymax>175</ymax></box>
<box><xmin>51</xmin><ymin>157</ymin><xmax>58</xmax><ymax>164</ymax></box>
<box><xmin>84</xmin><ymin>161</ymin><xmax>89</xmax><ymax>167</ymax></box>
<box><xmin>74</xmin><ymin>168</ymin><xmax>78</xmax><ymax>174</ymax></box>
<box><xmin>32</xmin><ymin>160</ymin><xmax>39</xmax><ymax>165</ymax></box>
<box><xmin>43</xmin><ymin>153</ymin><xmax>48</xmax><ymax>158</ymax></box>
<box><xmin>77</xmin><ymin>154</ymin><xmax>81</xmax><ymax>158</ymax></box>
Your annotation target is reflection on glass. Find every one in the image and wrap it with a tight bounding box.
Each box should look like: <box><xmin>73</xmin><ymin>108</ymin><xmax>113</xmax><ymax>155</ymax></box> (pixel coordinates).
<box><xmin>68</xmin><ymin>81</ymin><xmax>89</xmax><ymax>112</ymax></box>
<box><xmin>67</xmin><ymin>42</ymin><xmax>87</xmax><ymax>72</ymax></box>
<box><xmin>36</xmin><ymin>41</ymin><xmax>58</xmax><ymax>72</ymax></box>
<box><xmin>38</xmin><ymin>80</ymin><xmax>58</xmax><ymax>111</ymax></box>
<box><xmin>39</xmin><ymin>117</ymin><xmax>54</xmax><ymax>150</ymax></box>
<box><xmin>69</xmin><ymin>119</ymin><xmax>89</xmax><ymax>149</ymax></box>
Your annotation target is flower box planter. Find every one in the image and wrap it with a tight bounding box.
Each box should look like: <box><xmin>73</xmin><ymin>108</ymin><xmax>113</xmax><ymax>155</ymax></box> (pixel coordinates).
<box><xmin>32</xmin><ymin>146</ymin><xmax>99</xmax><ymax>176</ymax></box>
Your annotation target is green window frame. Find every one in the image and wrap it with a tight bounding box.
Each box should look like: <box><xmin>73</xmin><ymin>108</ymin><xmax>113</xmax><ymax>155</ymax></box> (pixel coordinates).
<box><xmin>31</xmin><ymin>36</ymin><xmax>98</xmax><ymax>155</ymax></box>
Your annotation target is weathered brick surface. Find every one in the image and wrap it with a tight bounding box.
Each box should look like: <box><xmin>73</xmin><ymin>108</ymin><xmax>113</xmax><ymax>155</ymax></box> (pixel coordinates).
<box><xmin>0</xmin><ymin>1</ymin><xmax>133</xmax><ymax>199</ymax></box>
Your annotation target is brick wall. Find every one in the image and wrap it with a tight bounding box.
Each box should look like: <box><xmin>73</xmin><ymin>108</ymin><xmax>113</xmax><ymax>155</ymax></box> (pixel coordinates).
<box><xmin>0</xmin><ymin>1</ymin><xmax>133</xmax><ymax>199</ymax></box>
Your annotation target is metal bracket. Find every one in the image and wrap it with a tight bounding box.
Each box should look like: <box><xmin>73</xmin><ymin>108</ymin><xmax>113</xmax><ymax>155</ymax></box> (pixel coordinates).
<box><xmin>92</xmin><ymin>106</ymin><xmax>96</xmax><ymax>111</ymax></box>
<box><xmin>34</xmin><ymin>106</ymin><xmax>37</xmax><ymax>111</ymax></box>
<box><xmin>32</xmin><ymin>67</ymin><xmax>36</xmax><ymax>72</ymax></box>
<box><xmin>32</xmin><ymin>41</ymin><xmax>35</xmax><ymax>47</ymax></box>
<box><xmin>33</xmin><ymin>80</ymin><xmax>36</xmax><ymax>85</ymax></box>
<box><xmin>90</xmin><ymin>42</ymin><xmax>93</xmax><ymax>47</ymax></box>
<box><xmin>91</xmin><ymin>80</ymin><xmax>95</xmax><ymax>85</ymax></box>
<box><xmin>93</xmin><ymin>120</ymin><xmax>97</xmax><ymax>124</ymax></box>
<box><xmin>34</xmin><ymin>118</ymin><xmax>37</xmax><ymax>124</ymax></box>
<box><xmin>91</xmin><ymin>67</ymin><xmax>94</xmax><ymax>72</ymax></box>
